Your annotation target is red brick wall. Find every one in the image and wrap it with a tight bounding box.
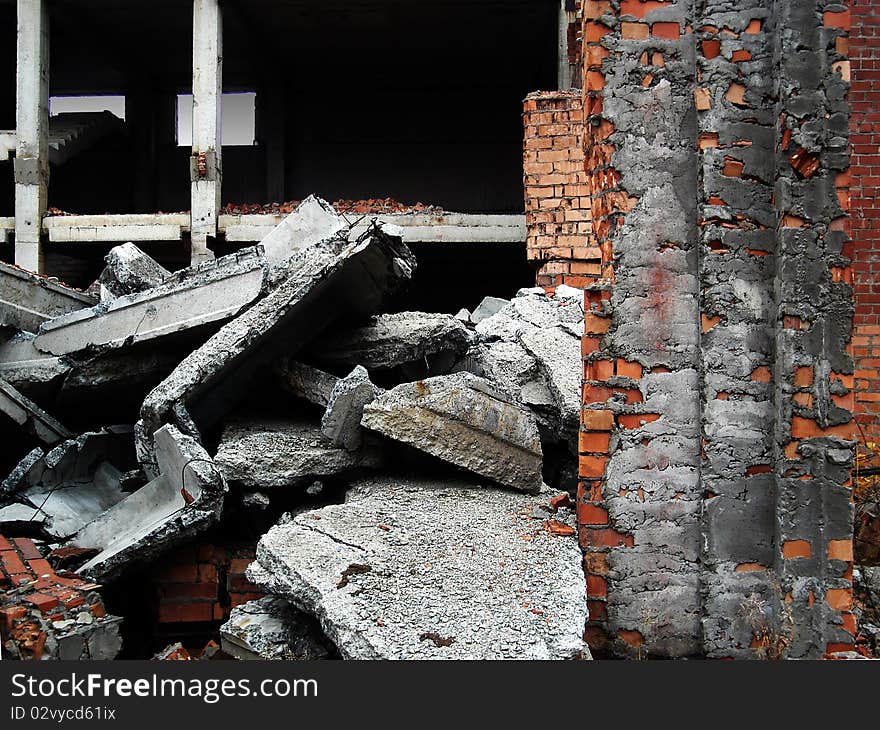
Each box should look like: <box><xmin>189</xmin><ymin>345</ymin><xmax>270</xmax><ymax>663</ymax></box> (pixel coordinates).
<box><xmin>851</xmin><ymin>0</ymin><xmax>880</xmax><ymax>444</ymax></box>
<box><xmin>523</xmin><ymin>90</ymin><xmax>601</xmax><ymax>289</ymax></box>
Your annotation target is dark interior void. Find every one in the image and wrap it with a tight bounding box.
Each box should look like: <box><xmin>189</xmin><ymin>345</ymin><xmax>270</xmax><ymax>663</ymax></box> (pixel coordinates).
<box><xmin>0</xmin><ymin>0</ymin><xmax>557</xmax><ymax>215</ymax></box>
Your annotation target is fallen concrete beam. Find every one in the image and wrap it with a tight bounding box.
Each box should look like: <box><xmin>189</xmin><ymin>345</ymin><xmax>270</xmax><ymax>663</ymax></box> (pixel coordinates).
<box><xmin>215</xmin><ymin>417</ymin><xmax>381</xmax><ymax>490</ymax></box>
<box><xmin>361</xmin><ymin>372</ymin><xmax>543</xmax><ymax>493</ymax></box>
<box><xmin>71</xmin><ymin>424</ymin><xmax>226</xmax><ymax>582</ymax></box>
<box><xmin>312</xmin><ymin>311</ymin><xmax>471</xmax><ymax>374</ymax></box>
<box><xmin>258</xmin><ymin>195</ymin><xmax>347</xmax><ymax>265</ymax></box>
<box><xmin>0</xmin><ymin>260</ymin><xmax>95</xmax><ymax>334</ymax></box>
<box><xmin>275</xmin><ymin>359</ymin><xmax>338</xmax><ymax>408</ymax></box>
<box><xmin>220</xmin><ymin>596</ymin><xmax>333</xmax><ymax>660</ymax></box>
<box><xmin>247</xmin><ymin>477</ymin><xmax>588</xmax><ymax>660</ymax></box>
<box><xmin>34</xmin><ymin>248</ymin><xmax>268</xmax><ymax>357</ymax></box>
<box><xmin>99</xmin><ymin>242</ymin><xmax>171</xmax><ymax>300</ymax></box>
<box><xmin>0</xmin><ymin>377</ymin><xmax>71</xmax><ymax>444</ymax></box>
<box><xmin>138</xmin><ymin>224</ymin><xmax>416</xmax><ymax>465</ymax></box>
<box><xmin>0</xmin><ymin>332</ymin><xmax>69</xmax><ymax>390</ymax></box>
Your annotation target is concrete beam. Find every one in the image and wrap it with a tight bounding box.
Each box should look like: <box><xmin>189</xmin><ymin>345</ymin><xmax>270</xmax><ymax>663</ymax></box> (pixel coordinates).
<box><xmin>44</xmin><ymin>213</ymin><xmax>188</xmax><ymax>243</ymax></box>
<box><xmin>190</xmin><ymin>0</ymin><xmax>222</xmax><ymax>265</ymax></box>
<box><xmin>557</xmin><ymin>0</ymin><xmax>572</xmax><ymax>90</ymax></box>
<box><xmin>0</xmin><ymin>377</ymin><xmax>71</xmax><ymax>445</ymax></box>
<box><xmin>0</xmin><ymin>259</ymin><xmax>95</xmax><ymax>333</ymax></box>
<box><xmin>14</xmin><ymin>0</ymin><xmax>49</xmax><ymax>273</ymax></box>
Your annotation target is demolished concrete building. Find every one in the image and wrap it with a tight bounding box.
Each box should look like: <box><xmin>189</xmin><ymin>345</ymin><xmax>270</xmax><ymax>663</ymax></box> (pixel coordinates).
<box><xmin>1</xmin><ymin>0</ymin><xmax>878</xmax><ymax>661</ymax></box>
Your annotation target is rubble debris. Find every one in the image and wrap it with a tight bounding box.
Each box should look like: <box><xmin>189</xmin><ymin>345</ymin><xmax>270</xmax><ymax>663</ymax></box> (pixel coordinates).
<box><xmin>215</xmin><ymin>418</ymin><xmax>381</xmax><ymax>490</ymax></box>
<box><xmin>69</xmin><ymin>425</ymin><xmax>226</xmax><ymax>582</ymax></box>
<box><xmin>0</xmin><ymin>260</ymin><xmax>95</xmax><ymax>334</ymax></box>
<box><xmin>312</xmin><ymin>311</ymin><xmax>471</xmax><ymax>376</ymax></box>
<box><xmin>519</xmin><ymin>325</ymin><xmax>583</xmax><ymax>435</ymax></box>
<box><xmin>220</xmin><ymin>596</ymin><xmax>333</xmax><ymax>660</ymax></box>
<box><xmin>0</xmin><ymin>377</ymin><xmax>72</xmax><ymax>444</ymax></box>
<box><xmin>247</xmin><ymin>477</ymin><xmax>588</xmax><ymax>660</ymax></box>
<box><xmin>0</xmin><ymin>536</ymin><xmax>122</xmax><ymax>660</ymax></box>
<box><xmin>321</xmin><ymin>366</ymin><xmax>383</xmax><ymax>451</ymax></box>
<box><xmin>99</xmin><ymin>242</ymin><xmax>171</xmax><ymax>300</ymax></box>
<box><xmin>258</xmin><ymin>195</ymin><xmax>348</xmax><ymax>265</ymax></box>
<box><xmin>471</xmin><ymin>296</ymin><xmax>509</xmax><ymax>324</ymax></box>
<box><xmin>34</xmin><ymin>248</ymin><xmax>269</xmax><ymax>358</ymax></box>
<box><xmin>0</xmin><ymin>332</ymin><xmax>69</xmax><ymax>390</ymax></box>
<box><xmin>275</xmin><ymin>359</ymin><xmax>338</xmax><ymax>408</ymax></box>
<box><xmin>221</xmin><ymin>197</ymin><xmax>442</xmax><ymax>217</ymax></box>
<box><xmin>0</xmin><ymin>428</ymin><xmax>134</xmax><ymax>539</ymax></box>
<box><xmin>138</xmin><ymin>223</ymin><xmax>416</xmax><ymax>467</ymax></box>
<box><xmin>361</xmin><ymin>372</ymin><xmax>543</xmax><ymax>493</ymax></box>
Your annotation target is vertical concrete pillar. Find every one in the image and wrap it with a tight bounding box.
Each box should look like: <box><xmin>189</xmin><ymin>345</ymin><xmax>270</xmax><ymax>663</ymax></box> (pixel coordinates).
<box><xmin>14</xmin><ymin>0</ymin><xmax>49</xmax><ymax>273</ymax></box>
<box><xmin>190</xmin><ymin>0</ymin><xmax>222</xmax><ymax>264</ymax></box>
<box><xmin>557</xmin><ymin>0</ymin><xmax>572</xmax><ymax>90</ymax></box>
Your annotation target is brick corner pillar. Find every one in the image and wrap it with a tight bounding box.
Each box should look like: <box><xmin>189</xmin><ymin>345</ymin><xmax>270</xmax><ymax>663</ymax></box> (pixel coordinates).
<box><xmin>14</xmin><ymin>0</ymin><xmax>49</xmax><ymax>274</ymax></box>
<box><xmin>190</xmin><ymin>0</ymin><xmax>222</xmax><ymax>265</ymax></box>
<box><xmin>850</xmin><ymin>1</ymin><xmax>880</xmax><ymax>446</ymax></box>
<box><xmin>523</xmin><ymin>90</ymin><xmax>600</xmax><ymax>291</ymax></box>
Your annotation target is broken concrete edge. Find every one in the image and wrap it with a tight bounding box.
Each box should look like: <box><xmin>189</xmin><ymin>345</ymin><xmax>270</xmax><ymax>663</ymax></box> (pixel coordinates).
<box><xmin>259</xmin><ymin>195</ymin><xmax>349</xmax><ymax>266</ymax></box>
<box><xmin>33</xmin><ymin>246</ymin><xmax>271</xmax><ymax>357</ymax></box>
<box><xmin>99</xmin><ymin>242</ymin><xmax>172</xmax><ymax>300</ymax></box>
<box><xmin>71</xmin><ymin>424</ymin><xmax>227</xmax><ymax>584</ymax></box>
<box><xmin>275</xmin><ymin>359</ymin><xmax>339</xmax><ymax>408</ymax></box>
<box><xmin>0</xmin><ymin>260</ymin><xmax>96</xmax><ymax>334</ymax></box>
<box><xmin>136</xmin><ymin>222</ymin><xmax>416</xmax><ymax>472</ymax></box>
<box><xmin>0</xmin><ymin>376</ymin><xmax>72</xmax><ymax>445</ymax></box>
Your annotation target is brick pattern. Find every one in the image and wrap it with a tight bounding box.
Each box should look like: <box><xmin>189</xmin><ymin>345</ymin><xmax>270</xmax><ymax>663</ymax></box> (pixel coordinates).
<box><xmin>523</xmin><ymin>90</ymin><xmax>600</xmax><ymax>290</ymax></box>
<box><xmin>0</xmin><ymin>535</ymin><xmax>116</xmax><ymax>660</ymax></box>
<box><xmin>153</xmin><ymin>542</ymin><xmax>263</xmax><ymax>625</ymax></box>
<box><xmin>850</xmin><ymin>1</ymin><xmax>880</xmax><ymax>443</ymax></box>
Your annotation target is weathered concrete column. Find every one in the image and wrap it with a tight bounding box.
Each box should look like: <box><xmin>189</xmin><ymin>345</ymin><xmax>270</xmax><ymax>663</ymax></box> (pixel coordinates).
<box><xmin>557</xmin><ymin>0</ymin><xmax>573</xmax><ymax>90</ymax></box>
<box><xmin>190</xmin><ymin>0</ymin><xmax>222</xmax><ymax>264</ymax></box>
<box><xmin>14</xmin><ymin>0</ymin><xmax>49</xmax><ymax>273</ymax></box>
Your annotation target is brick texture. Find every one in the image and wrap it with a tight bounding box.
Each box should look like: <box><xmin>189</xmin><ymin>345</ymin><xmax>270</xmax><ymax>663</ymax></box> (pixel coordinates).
<box><xmin>850</xmin><ymin>1</ymin><xmax>880</xmax><ymax>444</ymax></box>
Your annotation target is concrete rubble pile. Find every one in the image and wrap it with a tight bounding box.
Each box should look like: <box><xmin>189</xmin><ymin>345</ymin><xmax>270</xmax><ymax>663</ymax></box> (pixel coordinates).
<box><xmin>0</xmin><ymin>196</ymin><xmax>588</xmax><ymax>660</ymax></box>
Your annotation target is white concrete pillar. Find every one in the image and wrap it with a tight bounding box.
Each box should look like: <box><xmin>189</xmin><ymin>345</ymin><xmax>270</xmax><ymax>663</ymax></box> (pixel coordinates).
<box><xmin>14</xmin><ymin>0</ymin><xmax>49</xmax><ymax>273</ymax></box>
<box><xmin>190</xmin><ymin>0</ymin><xmax>222</xmax><ymax>264</ymax></box>
<box><xmin>557</xmin><ymin>1</ymin><xmax>572</xmax><ymax>91</ymax></box>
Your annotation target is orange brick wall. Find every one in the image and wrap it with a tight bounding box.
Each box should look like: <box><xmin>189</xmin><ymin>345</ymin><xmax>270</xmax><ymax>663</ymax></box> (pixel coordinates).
<box><xmin>851</xmin><ymin>0</ymin><xmax>880</xmax><ymax>444</ymax></box>
<box><xmin>523</xmin><ymin>90</ymin><xmax>601</xmax><ymax>289</ymax></box>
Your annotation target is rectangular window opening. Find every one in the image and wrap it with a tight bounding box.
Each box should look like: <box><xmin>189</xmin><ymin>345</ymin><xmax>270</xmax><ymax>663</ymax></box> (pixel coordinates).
<box><xmin>50</xmin><ymin>95</ymin><xmax>126</xmax><ymax>120</ymax></box>
<box><xmin>176</xmin><ymin>92</ymin><xmax>256</xmax><ymax>147</ymax></box>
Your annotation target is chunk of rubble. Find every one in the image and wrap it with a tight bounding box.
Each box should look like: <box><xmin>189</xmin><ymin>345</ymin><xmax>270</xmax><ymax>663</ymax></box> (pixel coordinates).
<box><xmin>220</xmin><ymin>596</ymin><xmax>333</xmax><ymax>660</ymax></box>
<box><xmin>275</xmin><ymin>359</ymin><xmax>338</xmax><ymax>408</ymax></box>
<box><xmin>361</xmin><ymin>372</ymin><xmax>543</xmax><ymax>493</ymax></box>
<box><xmin>321</xmin><ymin>366</ymin><xmax>382</xmax><ymax>451</ymax></box>
<box><xmin>247</xmin><ymin>477</ymin><xmax>588</xmax><ymax>660</ymax></box>
<box><xmin>215</xmin><ymin>418</ymin><xmax>381</xmax><ymax>490</ymax></box>
<box><xmin>471</xmin><ymin>295</ymin><xmax>508</xmax><ymax>324</ymax></box>
<box><xmin>312</xmin><ymin>311</ymin><xmax>470</xmax><ymax>375</ymax></box>
<box><xmin>34</xmin><ymin>248</ymin><xmax>269</xmax><ymax>357</ymax></box>
<box><xmin>70</xmin><ymin>425</ymin><xmax>226</xmax><ymax>582</ymax></box>
<box><xmin>0</xmin><ymin>536</ymin><xmax>122</xmax><ymax>660</ymax></box>
<box><xmin>138</xmin><ymin>223</ymin><xmax>415</xmax><ymax>469</ymax></box>
<box><xmin>259</xmin><ymin>195</ymin><xmax>348</xmax><ymax>265</ymax></box>
<box><xmin>0</xmin><ymin>377</ymin><xmax>72</xmax><ymax>444</ymax></box>
<box><xmin>0</xmin><ymin>427</ymin><xmax>135</xmax><ymax>540</ymax></box>
<box><xmin>0</xmin><ymin>260</ymin><xmax>95</xmax><ymax>334</ymax></box>
<box><xmin>98</xmin><ymin>242</ymin><xmax>171</xmax><ymax>300</ymax></box>
<box><xmin>519</xmin><ymin>325</ymin><xmax>583</xmax><ymax>435</ymax></box>
<box><xmin>0</xmin><ymin>332</ymin><xmax>69</xmax><ymax>390</ymax></box>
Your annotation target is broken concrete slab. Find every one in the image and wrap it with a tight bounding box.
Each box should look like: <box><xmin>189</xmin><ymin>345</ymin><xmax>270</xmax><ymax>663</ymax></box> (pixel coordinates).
<box><xmin>475</xmin><ymin>289</ymin><xmax>583</xmax><ymax>341</ymax></box>
<box><xmin>215</xmin><ymin>417</ymin><xmax>381</xmax><ymax>490</ymax></box>
<box><xmin>0</xmin><ymin>377</ymin><xmax>72</xmax><ymax>444</ymax></box>
<box><xmin>138</xmin><ymin>223</ymin><xmax>416</xmax><ymax>466</ymax></box>
<box><xmin>0</xmin><ymin>332</ymin><xmax>69</xmax><ymax>390</ymax></box>
<box><xmin>471</xmin><ymin>296</ymin><xmax>509</xmax><ymax>324</ymax></box>
<box><xmin>361</xmin><ymin>372</ymin><xmax>543</xmax><ymax>493</ymax></box>
<box><xmin>0</xmin><ymin>260</ymin><xmax>95</xmax><ymax>334</ymax></box>
<box><xmin>99</xmin><ymin>242</ymin><xmax>171</xmax><ymax>300</ymax></box>
<box><xmin>519</xmin><ymin>325</ymin><xmax>583</xmax><ymax>435</ymax></box>
<box><xmin>1</xmin><ymin>428</ymin><xmax>135</xmax><ymax>539</ymax></box>
<box><xmin>220</xmin><ymin>596</ymin><xmax>333</xmax><ymax>660</ymax></box>
<box><xmin>0</xmin><ymin>502</ymin><xmax>46</xmax><ymax>527</ymax></box>
<box><xmin>275</xmin><ymin>359</ymin><xmax>338</xmax><ymax>408</ymax></box>
<box><xmin>34</xmin><ymin>247</ymin><xmax>269</xmax><ymax>357</ymax></box>
<box><xmin>313</xmin><ymin>311</ymin><xmax>471</xmax><ymax>374</ymax></box>
<box><xmin>71</xmin><ymin>424</ymin><xmax>226</xmax><ymax>582</ymax></box>
<box><xmin>248</xmin><ymin>477</ymin><xmax>588</xmax><ymax>660</ymax></box>
<box><xmin>258</xmin><ymin>195</ymin><xmax>348</xmax><ymax>266</ymax></box>
<box><xmin>321</xmin><ymin>366</ymin><xmax>382</xmax><ymax>451</ymax></box>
